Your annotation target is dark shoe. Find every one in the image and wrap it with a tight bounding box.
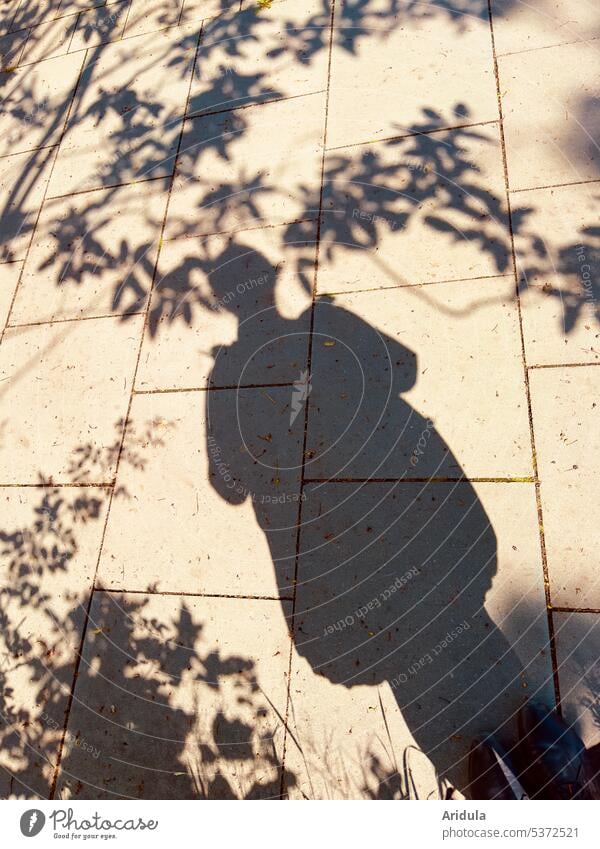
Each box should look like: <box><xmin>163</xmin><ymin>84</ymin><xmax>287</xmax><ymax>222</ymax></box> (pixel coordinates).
<box><xmin>468</xmin><ymin>734</ymin><xmax>528</xmax><ymax>800</ymax></box>
<box><xmin>517</xmin><ymin>702</ymin><xmax>592</xmax><ymax>799</ymax></box>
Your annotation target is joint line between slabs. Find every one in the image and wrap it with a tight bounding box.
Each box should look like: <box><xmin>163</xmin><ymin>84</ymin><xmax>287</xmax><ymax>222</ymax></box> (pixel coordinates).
<box><xmin>487</xmin><ymin>0</ymin><xmax>561</xmax><ymax>710</ymax></box>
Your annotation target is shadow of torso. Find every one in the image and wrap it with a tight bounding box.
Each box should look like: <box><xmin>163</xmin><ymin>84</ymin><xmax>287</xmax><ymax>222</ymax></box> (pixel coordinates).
<box><xmin>207</xmin><ymin>297</ymin><xmax>522</xmax><ymax>788</ymax></box>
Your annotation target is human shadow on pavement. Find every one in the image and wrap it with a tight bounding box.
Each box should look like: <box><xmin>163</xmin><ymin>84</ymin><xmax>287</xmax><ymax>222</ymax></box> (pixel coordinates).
<box><xmin>202</xmin><ymin>239</ymin><xmax>534</xmax><ymax>792</ymax></box>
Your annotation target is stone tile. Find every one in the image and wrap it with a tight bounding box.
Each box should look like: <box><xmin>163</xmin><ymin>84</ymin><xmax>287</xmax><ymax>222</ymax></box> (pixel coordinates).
<box><xmin>285</xmin><ymin>667</ymin><xmax>413</xmax><ymax>799</ymax></box>
<box><xmin>0</xmin><ymin>314</ymin><xmax>144</xmax><ymax>483</ymax></box>
<box><xmin>166</xmin><ymin>91</ymin><xmax>325</xmax><ymax>240</ymax></box>
<box><xmin>554</xmin><ymin>611</ymin><xmax>600</xmax><ymax>750</ymax></box>
<box><xmin>287</xmin><ymin>479</ymin><xmax>552</xmax><ymax>795</ymax></box>
<box><xmin>180</xmin><ymin>0</ymin><xmax>239</xmax><ymax>26</ymax></box>
<box><xmin>326</xmin><ymin>4</ymin><xmax>497</xmax><ymax>149</ymax></box>
<box><xmin>69</xmin><ymin>0</ymin><xmax>129</xmax><ymax>53</ymax></box>
<box><xmin>305</xmin><ymin>278</ymin><xmax>531</xmax><ymax>480</ymax></box>
<box><xmin>123</xmin><ymin>0</ymin><xmax>184</xmax><ymax>39</ymax></box>
<box><xmin>515</xmin><ymin>183</ymin><xmax>600</xmax><ymax>366</ymax></box>
<box><xmin>55</xmin><ymin>592</ymin><xmax>291</xmax><ymax>799</ymax></box>
<box><xmin>9</xmin><ymin>0</ymin><xmax>63</xmax><ymax>33</ymax></box>
<box><xmin>0</xmin><ymin>27</ymin><xmax>27</xmax><ymax>69</ymax></box>
<box><xmin>97</xmin><ymin>388</ymin><xmax>302</xmax><ymax>596</ymax></box>
<box><xmin>68</xmin><ymin>0</ymin><xmax>128</xmax><ymax>51</ymax></box>
<box><xmin>0</xmin><ymin>51</ymin><xmax>84</xmax><ymax>157</ymax></box>
<box><xmin>0</xmin><ymin>484</ymin><xmax>108</xmax><ymax>798</ymax></box>
<box><xmin>188</xmin><ymin>0</ymin><xmax>328</xmax><ymax>115</ymax></box>
<box><xmin>18</xmin><ymin>12</ymin><xmax>78</xmax><ymax>64</ymax></box>
<box><xmin>499</xmin><ymin>42</ymin><xmax>600</xmax><ymax>192</ymax></box>
<box><xmin>136</xmin><ymin>224</ymin><xmax>314</xmax><ymax>391</ymax></box>
<box><xmin>0</xmin><ymin>259</ymin><xmax>22</xmax><ymax>327</ymax></box>
<box><xmin>491</xmin><ymin>0</ymin><xmax>600</xmax><ymax>55</ymax></box>
<box><xmin>530</xmin><ymin>367</ymin><xmax>600</xmax><ymax>608</ymax></box>
<box><xmin>0</xmin><ymin>146</ymin><xmax>56</xmax><ymax>262</ymax></box>
<box><xmin>11</xmin><ymin>181</ymin><xmax>168</xmax><ymax>323</ymax></box>
<box><xmin>48</xmin><ymin>27</ymin><xmax>197</xmax><ymax>196</ymax></box>
<box><xmin>58</xmin><ymin>0</ymin><xmax>108</xmax><ymax>15</ymax></box>
<box><xmin>316</xmin><ymin>122</ymin><xmax>511</xmax><ymax>293</ymax></box>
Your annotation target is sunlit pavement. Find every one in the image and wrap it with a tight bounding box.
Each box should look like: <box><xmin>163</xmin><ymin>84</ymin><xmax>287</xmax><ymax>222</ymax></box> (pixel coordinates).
<box><xmin>0</xmin><ymin>0</ymin><xmax>598</xmax><ymax>799</ymax></box>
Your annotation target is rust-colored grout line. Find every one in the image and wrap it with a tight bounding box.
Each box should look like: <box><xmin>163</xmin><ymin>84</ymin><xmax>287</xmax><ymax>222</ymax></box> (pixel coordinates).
<box><xmin>317</xmin><ymin>272</ymin><xmax>515</xmax><ymax>297</ymax></box>
<box><xmin>6</xmin><ymin>0</ymin><xmax>23</xmax><ymax>32</ymax></box>
<box><xmin>0</xmin><ymin>143</ymin><xmax>59</xmax><ymax>163</ymax></box>
<box><xmin>133</xmin><ymin>381</ymin><xmax>295</xmax><ymax>395</ymax></box>
<box><xmin>303</xmin><ymin>477</ymin><xmax>536</xmax><ymax>484</ymax></box>
<box><xmin>66</xmin><ymin>9</ymin><xmax>80</xmax><ymax>54</ymax></box>
<box><xmin>278</xmin><ymin>0</ymin><xmax>337</xmax><ymax>801</ymax></box>
<box><xmin>510</xmin><ymin>176</ymin><xmax>600</xmax><ymax>194</ymax></box>
<box><xmin>96</xmin><ymin>587</ymin><xmax>294</xmax><ymax>601</ymax></box>
<box><xmin>487</xmin><ymin>0</ymin><xmax>561</xmax><ymax>710</ymax></box>
<box><xmin>8</xmin><ymin>21</ymin><xmax>29</xmax><ymax>67</ymax></box>
<box><xmin>497</xmin><ymin>34</ymin><xmax>600</xmax><ymax>60</ymax></box>
<box><xmin>49</xmin><ymin>26</ymin><xmax>205</xmax><ymax>799</ymax></box>
<box><xmin>325</xmin><ymin>119</ymin><xmax>500</xmax><ymax>153</ymax></box>
<box><xmin>551</xmin><ymin>606</ymin><xmax>600</xmax><ymax>615</ymax></box>
<box><xmin>0</xmin><ymin>48</ymin><xmax>89</xmax><ymax>352</ymax></box>
<box><xmin>0</xmin><ymin>481</ymin><xmax>114</xmax><ymax>488</ymax></box>
<box><xmin>46</xmin><ymin>173</ymin><xmax>168</xmax><ymax>202</ymax></box>
<box><xmin>185</xmin><ymin>88</ymin><xmax>328</xmax><ymax>122</ymax></box>
<box><xmin>120</xmin><ymin>0</ymin><xmax>134</xmax><ymax>40</ymax></box>
<box><xmin>7</xmin><ymin>310</ymin><xmax>145</xmax><ymax>329</ymax></box>
<box><xmin>528</xmin><ymin>362</ymin><xmax>600</xmax><ymax>370</ymax></box>
<box><xmin>162</xmin><ymin>216</ymin><xmax>319</xmax><ymax>245</ymax></box>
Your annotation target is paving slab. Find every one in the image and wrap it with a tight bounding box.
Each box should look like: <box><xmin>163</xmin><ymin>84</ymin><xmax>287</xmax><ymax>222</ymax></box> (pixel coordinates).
<box><xmin>68</xmin><ymin>0</ymin><xmax>129</xmax><ymax>52</ymax></box>
<box><xmin>0</xmin><ymin>51</ymin><xmax>85</xmax><ymax>157</ymax></box>
<box><xmin>0</xmin><ymin>259</ymin><xmax>21</xmax><ymax>326</ymax></box>
<box><xmin>58</xmin><ymin>0</ymin><xmax>109</xmax><ymax>15</ymax></box>
<box><xmin>55</xmin><ymin>592</ymin><xmax>291</xmax><ymax>798</ymax></box>
<box><xmin>0</xmin><ymin>146</ymin><xmax>56</xmax><ymax>263</ymax></box>
<box><xmin>499</xmin><ymin>41</ymin><xmax>600</xmax><ymax>191</ymax></box>
<box><xmin>514</xmin><ymin>183</ymin><xmax>600</xmax><ymax>366</ymax></box>
<box><xmin>18</xmin><ymin>12</ymin><xmax>77</xmax><ymax>65</ymax></box>
<box><xmin>529</xmin><ymin>366</ymin><xmax>600</xmax><ymax>609</ymax></box>
<box><xmin>166</xmin><ymin>91</ymin><xmax>325</xmax><ymax>240</ymax></box>
<box><xmin>287</xmin><ymin>479</ymin><xmax>553</xmax><ymax>796</ymax></box>
<box><xmin>137</xmin><ymin>224</ymin><xmax>314</xmax><ymax>391</ymax></box>
<box><xmin>180</xmin><ymin>0</ymin><xmax>239</xmax><ymax>27</ymax></box>
<box><xmin>326</xmin><ymin>2</ymin><xmax>497</xmax><ymax>149</ymax></box>
<box><xmin>188</xmin><ymin>0</ymin><xmax>328</xmax><ymax>116</ymax></box>
<box><xmin>8</xmin><ymin>0</ymin><xmax>63</xmax><ymax>33</ymax></box>
<box><xmin>0</xmin><ymin>484</ymin><xmax>108</xmax><ymax>798</ymax></box>
<box><xmin>305</xmin><ymin>279</ymin><xmax>531</xmax><ymax>480</ymax></box>
<box><xmin>0</xmin><ymin>314</ymin><xmax>144</xmax><ymax>483</ymax></box>
<box><xmin>317</xmin><ymin>122</ymin><xmax>511</xmax><ymax>293</ymax></box>
<box><xmin>123</xmin><ymin>0</ymin><xmax>184</xmax><ymax>39</ymax></box>
<box><xmin>10</xmin><ymin>181</ymin><xmax>168</xmax><ymax>324</ymax></box>
<box><xmin>47</xmin><ymin>27</ymin><xmax>197</xmax><ymax>196</ymax></box>
<box><xmin>491</xmin><ymin>0</ymin><xmax>600</xmax><ymax>55</ymax></box>
<box><xmin>97</xmin><ymin>388</ymin><xmax>302</xmax><ymax>596</ymax></box>
<box><xmin>0</xmin><ymin>27</ymin><xmax>28</xmax><ymax>68</ymax></box>
<box><xmin>554</xmin><ymin>610</ymin><xmax>600</xmax><ymax>751</ymax></box>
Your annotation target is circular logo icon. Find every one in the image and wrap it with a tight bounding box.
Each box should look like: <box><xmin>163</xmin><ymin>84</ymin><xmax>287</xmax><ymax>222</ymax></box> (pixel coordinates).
<box><xmin>20</xmin><ymin>810</ymin><xmax>46</xmax><ymax>837</ymax></box>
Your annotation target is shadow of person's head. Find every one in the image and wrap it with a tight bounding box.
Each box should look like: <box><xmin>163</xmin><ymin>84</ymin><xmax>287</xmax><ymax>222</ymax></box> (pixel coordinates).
<box><xmin>204</xmin><ymin>238</ymin><xmax>280</xmax><ymax>322</ymax></box>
